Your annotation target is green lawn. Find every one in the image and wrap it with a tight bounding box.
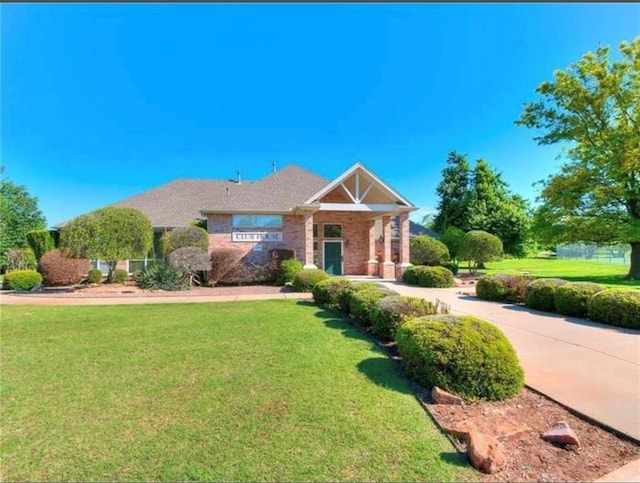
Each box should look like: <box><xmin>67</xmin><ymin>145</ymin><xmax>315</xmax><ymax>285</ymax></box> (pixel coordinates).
<box><xmin>479</xmin><ymin>257</ymin><xmax>639</xmax><ymax>288</ymax></box>
<box><xmin>1</xmin><ymin>301</ymin><xmax>475</xmax><ymax>482</ymax></box>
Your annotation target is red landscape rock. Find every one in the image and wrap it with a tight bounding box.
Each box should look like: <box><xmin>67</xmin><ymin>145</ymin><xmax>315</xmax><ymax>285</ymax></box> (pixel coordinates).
<box><xmin>432</xmin><ymin>386</ymin><xmax>465</xmax><ymax>405</ymax></box>
<box><xmin>444</xmin><ymin>427</ymin><xmax>506</xmax><ymax>474</ymax></box>
<box><xmin>541</xmin><ymin>421</ymin><xmax>581</xmax><ymax>447</ymax></box>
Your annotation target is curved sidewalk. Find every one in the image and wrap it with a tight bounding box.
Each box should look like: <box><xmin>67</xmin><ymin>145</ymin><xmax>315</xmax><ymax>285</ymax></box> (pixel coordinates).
<box><xmin>379</xmin><ymin>281</ymin><xmax>640</xmax><ymax>444</ymax></box>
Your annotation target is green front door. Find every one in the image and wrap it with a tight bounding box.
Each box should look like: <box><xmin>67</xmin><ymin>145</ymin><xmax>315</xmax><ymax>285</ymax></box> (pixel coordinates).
<box><xmin>324</xmin><ymin>241</ymin><xmax>342</xmax><ymax>275</ymax></box>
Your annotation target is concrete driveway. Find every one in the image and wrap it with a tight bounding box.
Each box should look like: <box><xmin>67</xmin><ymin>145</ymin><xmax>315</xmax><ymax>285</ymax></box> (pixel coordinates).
<box><xmin>378</xmin><ymin>281</ymin><xmax>640</xmax><ymax>443</ymax></box>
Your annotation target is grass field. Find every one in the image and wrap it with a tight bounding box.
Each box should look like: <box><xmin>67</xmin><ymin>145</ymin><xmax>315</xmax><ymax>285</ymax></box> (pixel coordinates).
<box><xmin>1</xmin><ymin>300</ymin><xmax>475</xmax><ymax>482</ymax></box>
<box><xmin>480</xmin><ymin>257</ymin><xmax>639</xmax><ymax>288</ymax></box>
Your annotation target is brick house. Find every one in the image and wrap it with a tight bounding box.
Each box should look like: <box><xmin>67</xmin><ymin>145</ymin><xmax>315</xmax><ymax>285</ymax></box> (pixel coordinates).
<box><xmin>73</xmin><ymin>162</ymin><xmax>422</xmax><ymax>279</ymax></box>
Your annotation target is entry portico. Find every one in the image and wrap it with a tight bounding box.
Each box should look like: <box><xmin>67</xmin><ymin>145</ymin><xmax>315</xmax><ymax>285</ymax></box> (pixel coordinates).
<box><xmin>292</xmin><ymin>162</ymin><xmax>416</xmax><ymax>279</ymax></box>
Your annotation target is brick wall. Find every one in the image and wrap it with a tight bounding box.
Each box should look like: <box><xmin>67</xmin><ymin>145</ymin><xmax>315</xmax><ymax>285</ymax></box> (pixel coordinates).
<box><xmin>206</xmin><ymin>211</ymin><xmax>373</xmax><ymax>275</ymax></box>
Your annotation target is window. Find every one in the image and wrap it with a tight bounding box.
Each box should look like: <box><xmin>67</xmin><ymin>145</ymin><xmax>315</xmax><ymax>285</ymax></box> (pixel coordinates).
<box><xmin>232</xmin><ymin>214</ymin><xmax>283</xmax><ymax>228</ymax></box>
<box><xmin>313</xmin><ymin>223</ymin><xmax>318</xmax><ymax>239</ymax></box>
<box><xmin>323</xmin><ymin>224</ymin><xmax>342</xmax><ymax>238</ymax></box>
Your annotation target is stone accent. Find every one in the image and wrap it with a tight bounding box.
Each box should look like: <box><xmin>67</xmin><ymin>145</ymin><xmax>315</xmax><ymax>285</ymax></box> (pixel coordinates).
<box><xmin>431</xmin><ymin>386</ymin><xmax>465</xmax><ymax>405</ymax></box>
<box><xmin>445</xmin><ymin>427</ymin><xmax>506</xmax><ymax>474</ymax></box>
<box><xmin>541</xmin><ymin>421</ymin><xmax>581</xmax><ymax>447</ymax></box>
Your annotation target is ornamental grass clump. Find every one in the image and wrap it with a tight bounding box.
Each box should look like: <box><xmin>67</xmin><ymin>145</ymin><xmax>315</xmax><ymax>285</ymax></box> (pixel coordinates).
<box><xmin>370</xmin><ymin>296</ymin><xmax>437</xmax><ymax>341</ymax></box>
<box><xmin>588</xmin><ymin>289</ymin><xmax>640</xmax><ymax>329</ymax></box>
<box><xmin>134</xmin><ymin>266</ymin><xmax>186</xmax><ymax>291</ymax></box>
<box><xmin>554</xmin><ymin>282</ymin><xmax>605</xmax><ymax>318</ymax></box>
<box><xmin>524</xmin><ymin>278</ymin><xmax>568</xmax><ymax>312</ymax></box>
<box><xmin>396</xmin><ymin>315</ymin><xmax>524</xmax><ymax>401</ymax></box>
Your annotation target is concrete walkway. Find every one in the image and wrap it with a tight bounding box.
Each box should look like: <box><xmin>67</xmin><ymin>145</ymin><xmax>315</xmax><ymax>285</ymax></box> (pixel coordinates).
<box><xmin>378</xmin><ymin>281</ymin><xmax>640</xmax><ymax>444</ymax></box>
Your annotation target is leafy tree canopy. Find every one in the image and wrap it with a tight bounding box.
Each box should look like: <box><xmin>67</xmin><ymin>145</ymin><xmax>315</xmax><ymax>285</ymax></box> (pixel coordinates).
<box><xmin>516</xmin><ymin>38</ymin><xmax>640</xmax><ymax>279</ymax></box>
<box><xmin>60</xmin><ymin>207</ymin><xmax>153</xmax><ymax>282</ymax></box>
<box><xmin>0</xmin><ymin>172</ymin><xmax>46</xmax><ymax>267</ymax></box>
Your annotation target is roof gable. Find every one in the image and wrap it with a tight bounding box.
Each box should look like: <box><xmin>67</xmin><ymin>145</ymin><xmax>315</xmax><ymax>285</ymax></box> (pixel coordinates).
<box><xmin>303</xmin><ymin>162</ymin><xmax>415</xmax><ymax>208</ymax></box>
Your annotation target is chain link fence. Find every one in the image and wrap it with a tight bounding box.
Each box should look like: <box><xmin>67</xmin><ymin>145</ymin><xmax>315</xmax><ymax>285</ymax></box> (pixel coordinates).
<box><xmin>555</xmin><ymin>243</ymin><xmax>630</xmax><ymax>265</ymax></box>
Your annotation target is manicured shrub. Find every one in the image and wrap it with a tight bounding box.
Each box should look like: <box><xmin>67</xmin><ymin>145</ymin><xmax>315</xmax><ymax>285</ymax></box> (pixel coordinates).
<box><xmin>113</xmin><ymin>268</ymin><xmax>128</xmax><ymax>284</ymax></box>
<box><xmin>347</xmin><ymin>286</ymin><xmax>392</xmax><ymax>326</ymax></box>
<box><xmin>87</xmin><ymin>269</ymin><xmax>103</xmax><ymax>284</ymax></box>
<box><xmin>210</xmin><ymin>248</ymin><xmax>244</xmax><ymax>284</ymax></box>
<box><xmin>555</xmin><ymin>282</ymin><xmax>605</xmax><ymax>318</ymax></box>
<box><xmin>402</xmin><ymin>265</ymin><xmax>423</xmax><ymax>285</ymax></box>
<box><xmin>167</xmin><ymin>247</ymin><xmax>211</xmax><ymax>285</ymax></box>
<box><xmin>339</xmin><ymin>282</ymin><xmax>382</xmax><ymax>314</ymax></box>
<box><xmin>416</xmin><ymin>266</ymin><xmax>455</xmax><ymax>288</ymax></box>
<box><xmin>37</xmin><ymin>249</ymin><xmax>90</xmax><ymax>286</ymax></box>
<box><xmin>442</xmin><ymin>262</ymin><xmax>459</xmax><ymax>276</ymax></box>
<box><xmin>459</xmin><ymin>230</ymin><xmax>503</xmax><ymax>274</ymax></box>
<box><xmin>312</xmin><ymin>278</ymin><xmax>353</xmax><ymax>308</ymax></box>
<box><xmin>588</xmin><ymin>289</ymin><xmax>640</xmax><ymax>329</ymax></box>
<box><xmin>26</xmin><ymin>229</ymin><xmax>57</xmax><ymax>260</ymax></box>
<box><xmin>4</xmin><ymin>269</ymin><xmax>42</xmax><ymax>291</ymax></box>
<box><xmin>409</xmin><ymin>235</ymin><xmax>450</xmax><ymax>266</ymax></box>
<box><xmin>396</xmin><ymin>315</ymin><xmax>524</xmax><ymax>401</ymax></box>
<box><xmin>160</xmin><ymin>226</ymin><xmax>209</xmax><ymax>255</ymax></box>
<box><xmin>476</xmin><ymin>273</ymin><xmax>532</xmax><ymax>303</ymax></box>
<box><xmin>134</xmin><ymin>266</ymin><xmax>186</xmax><ymax>291</ymax></box>
<box><xmin>4</xmin><ymin>248</ymin><xmax>36</xmax><ymax>271</ymax></box>
<box><xmin>278</xmin><ymin>258</ymin><xmax>303</xmax><ymax>285</ymax></box>
<box><xmin>291</xmin><ymin>269</ymin><xmax>329</xmax><ymax>292</ymax></box>
<box><xmin>524</xmin><ymin>278</ymin><xmax>567</xmax><ymax>312</ymax></box>
<box><xmin>370</xmin><ymin>296</ymin><xmax>437</xmax><ymax>341</ymax></box>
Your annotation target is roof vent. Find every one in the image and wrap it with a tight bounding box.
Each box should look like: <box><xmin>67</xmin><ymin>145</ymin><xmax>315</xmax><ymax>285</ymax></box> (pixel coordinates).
<box><xmin>272</xmin><ymin>160</ymin><xmax>277</xmax><ymax>173</ymax></box>
<box><xmin>226</xmin><ymin>187</ymin><xmax>230</xmax><ymax>196</ymax></box>
<box><xmin>236</xmin><ymin>170</ymin><xmax>242</xmax><ymax>184</ymax></box>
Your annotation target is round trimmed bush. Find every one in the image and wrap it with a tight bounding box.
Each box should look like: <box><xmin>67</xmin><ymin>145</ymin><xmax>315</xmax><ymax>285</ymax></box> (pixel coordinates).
<box><xmin>409</xmin><ymin>235</ymin><xmax>450</xmax><ymax>266</ymax></box>
<box><xmin>37</xmin><ymin>249</ymin><xmax>91</xmax><ymax>287</ymax></box>
<box><xmin>396</xmin><ymin>315</ymin><xmax>524</xmax><ymax>401</ymax></box>
<box><xmin>291</xmin><ymin>269</ymin><xmax>329</xmax><ymax>292</ymax></box>
<box><xmin>588</xmin><ymin>289</ymin><xmax>640</xmax><ymax>329</ymax></box>
<box><xmin>524</xmin><ymin>278</ymin><xmax>567</xmax><ymax>312</ymax></box>
<box><xmin>555</xmin><ymin>282</ymin><xmax>605</xmax><ymax>318</ymax></box>
<box><xmin>370</xmin><ymin>296</ymin><xmax>437</xmax><ymax>341</ymax></box>
<box><xmin>312</xmin><ymin>278</ymin><xmax>353</xmax><ymax>308</ymax></box>
<box><xmin>402</xmin><ymin>265</ymin><xmax>422</xmax><ymax>285</ymax></box>
<box><xmin>4</xmin><ymin>269</ymin><xmax>42</xmax><ymax>291</ymax></box>
<box><xmin>347</xmin><ymin>286</ymin><xmax>393</xmax><ymax>326</ymax></box>
<box><xmin>417</xmin><ymin>266</ymin><xmax>455</xmax><ymax>288</ymax></box>
<box><xmin>278</xmin><ymin>258</ymin><xmax>303</xmax><ymax>285</ymax></box>
<box><xmin>339</xmin><ymin>282</ymin><xmax>382</xmax><ymax>314</ymax></box>
<box><xmin>87</xmin><ymin>269</ymin><xmax>103</xmax><ymax>284</ymax></box>
<box><xmin>113</xmin><ymin>268</ymin><xmax>128</xmax><ymax>284</ymax></box>
<box><xmin>476</xmin><ymin>273</ymin><xmax>531</xmax><ymax>303</ymax></box>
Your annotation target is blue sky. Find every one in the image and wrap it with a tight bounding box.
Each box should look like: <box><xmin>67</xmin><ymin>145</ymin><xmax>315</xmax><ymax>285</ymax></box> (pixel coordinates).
<box><xmin>2</xmin><ymin>3</ymin><xmax>638</xmax><ymax>227</ymax></box>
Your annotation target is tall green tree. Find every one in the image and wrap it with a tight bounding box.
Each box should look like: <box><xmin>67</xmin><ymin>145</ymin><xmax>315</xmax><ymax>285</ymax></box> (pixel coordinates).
<box><xmin>0</xmin><ymin>172</ymin><xmax>46</xmax><ymax>267</ymax></box>
<box><xmin>432</xmin><ymin>151</ymin><xmax>471</xmax><ymax>234</ymax></box>
<box><xmin>432</xmin><ymin>154</ymin><xmax>530</xmax><ymax>256</ymax></box>
<box><xmin>60</xmin><ymin>207</ymin><xmax>153</xmax><ymax>283</ymax></box>
<box><xmin>467</xmin><ymin>160</ymin><xmax>530</xmax><ymax>256</ymax></box>
<box><xmin>516</xmin><ymin>38</ymin><xmax>640</xmax><ymax>279</ymax></box>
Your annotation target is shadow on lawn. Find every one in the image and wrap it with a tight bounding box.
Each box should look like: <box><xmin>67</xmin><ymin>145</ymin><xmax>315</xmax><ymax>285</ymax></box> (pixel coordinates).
<box><xmin>439</xmin><ymin>451</ymin><xmax>471</xmax><ymax>468</ymax></box>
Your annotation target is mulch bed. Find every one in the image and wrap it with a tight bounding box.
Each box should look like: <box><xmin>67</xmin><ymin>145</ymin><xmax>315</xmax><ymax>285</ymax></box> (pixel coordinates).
<box><xmin>424</xmin><ymin>387</ymin><xmax>639</xmax><ymax>482</ymax></box>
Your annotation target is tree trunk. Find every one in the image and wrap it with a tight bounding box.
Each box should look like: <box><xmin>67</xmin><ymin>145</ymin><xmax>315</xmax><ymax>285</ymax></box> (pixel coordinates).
<box><xmin>626</xmin><ymin>242</ymin><xmax>640</xmax><ymax>280</ymax></box>
<box><xmin>106</xmin><ymin>261</ymin><xmax>117</xmax><ymax>283</ymax></box>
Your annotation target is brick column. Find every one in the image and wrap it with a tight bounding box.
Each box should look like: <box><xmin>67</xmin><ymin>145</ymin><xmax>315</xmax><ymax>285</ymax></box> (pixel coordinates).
<box><xmin>396</xmin><ymin>212</ymin><xmax>412</xmax><ymax>280</ymax></box>
<box><xmin>381</xmin><ymin>215</ymin><xmax>395</xmax><ymax>279</ymax></box>
<box><xmin>367</xmin><ymin>219</ymin><xmax>378</xmax><ymax>276</ymax></box>
<box><xmin>303</xmin><ymin>213</ymin><xmax>317</xmax><ymax>269</ymax></box>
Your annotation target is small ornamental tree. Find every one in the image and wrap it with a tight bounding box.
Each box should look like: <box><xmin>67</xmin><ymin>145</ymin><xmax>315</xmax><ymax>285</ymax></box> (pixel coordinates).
<box><xmin>60</xmin><ymin>207</ymin><xmax>153</xmax><ymax>283</ymax></box>
<box><xmin>459</xmin><ymin>230</ymin><xmax>503</xmax><ymax>274</ymax></box>
<box><xmin>409</xmin><ymin>235</ymin><xmax>450</xmax><ymax>266</ymax></box>
<box><xmin>160</xmin><ymin>226</ymin><xmax>209</xmax><ymax>256</ymax></box>
<box><xmin>167</xmin><ymin>247</ymin><xmax>211</xmax><ymax>286</ymax></box>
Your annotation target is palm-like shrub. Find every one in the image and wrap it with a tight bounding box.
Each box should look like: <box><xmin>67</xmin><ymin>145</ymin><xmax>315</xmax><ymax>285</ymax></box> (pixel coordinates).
<box><xmin>134</xmin><ymin>266</ymin><xmax>186</xmax><ymax>291</ymax></box>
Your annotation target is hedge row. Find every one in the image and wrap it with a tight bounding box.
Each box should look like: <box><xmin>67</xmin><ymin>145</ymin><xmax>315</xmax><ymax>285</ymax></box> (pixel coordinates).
<box><xmin>476</xmin><ymin>273</ymin><xmax>639</xmax><ymax>329</ymax></box>
<box><xmin>312</xmin><ymin>277</ymin><xmax>524</xmax><ymax>401</ymax></box>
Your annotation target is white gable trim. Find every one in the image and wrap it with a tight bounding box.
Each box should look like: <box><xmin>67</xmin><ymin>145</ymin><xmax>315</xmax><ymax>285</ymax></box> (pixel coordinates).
<box><xmin>302</xmin><ymin>162</ymin><xmax>415</xmax><ymax>207</ymax></box>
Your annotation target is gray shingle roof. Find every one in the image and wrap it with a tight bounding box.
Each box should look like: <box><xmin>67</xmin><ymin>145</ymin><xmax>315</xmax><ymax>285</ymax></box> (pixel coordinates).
<box><xmin>57</xmin><ymin>164</ymin><xmax>329</xmax><ymax>229</ymax></box>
